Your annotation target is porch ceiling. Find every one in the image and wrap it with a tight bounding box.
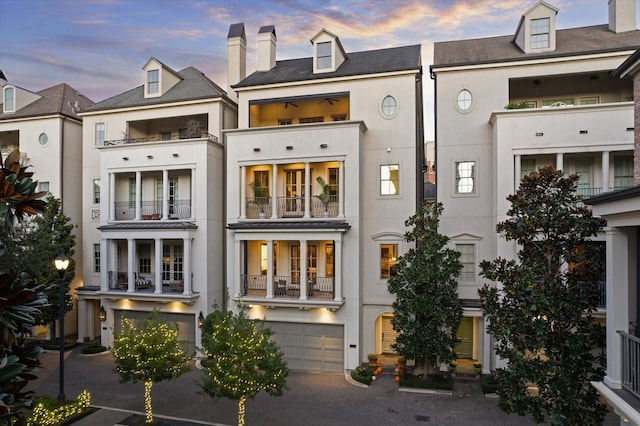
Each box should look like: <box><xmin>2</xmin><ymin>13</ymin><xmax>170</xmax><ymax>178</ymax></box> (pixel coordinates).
<box><xmin>98</xmin><ymin>290</ymin><xmax>200</xmax><ymax>305</ymax></box>
<box><xmin>228</xmin><ymin>220</ymin><xmax>350</xmax><ymax>231</ymax></box>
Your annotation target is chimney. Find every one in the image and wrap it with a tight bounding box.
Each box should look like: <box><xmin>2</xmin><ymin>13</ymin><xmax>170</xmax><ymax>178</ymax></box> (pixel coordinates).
<box><xmin>227</xmin><ymin>23</ymin><xmax>246</xmax><ymax>102</ymax></box>
<box><xmin>609</xmin><ymin>0</ymin><xmax>637</xmax><ymax>33</ymax></box>
<box><xmin>257</xmin><ymin>25</ymin><xmax>276</xmax><ymax>72</ymax></box>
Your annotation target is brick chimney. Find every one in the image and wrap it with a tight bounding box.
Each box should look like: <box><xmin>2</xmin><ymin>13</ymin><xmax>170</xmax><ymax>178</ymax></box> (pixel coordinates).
<box><xmin>227</xmin><ymin>23</ymin><xmax>246</xmax><ymax>103</ymax></box>
<box><xmin>256</xmin><ymin>25</ymin><xmax>276</xmax><ymax>72</ymax></box>
<box><xmin>609</xmin><ymin>0</ymin><xmax>637</xmax><ymax>33</ymax></box>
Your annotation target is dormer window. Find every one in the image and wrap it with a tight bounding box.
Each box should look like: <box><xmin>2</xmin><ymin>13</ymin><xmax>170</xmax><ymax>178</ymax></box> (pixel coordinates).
<box><xmin>3</xmin><ymin>86</ymin><xmax>15</xmax><ymax>112</ymax></box>
<box><xmin>531</xmin><ymin>18</ymin><xmax>549</xmax><ymax>49</ymax></box>
<box><xmin>147</xmin><ymin>70</ymin><xmax>159</xmax><ymax>95</ymax></box>
<box><xmin>317</xmin><ymin>42</ymin><xmax>332</xmax><ymax>69</ymax></box>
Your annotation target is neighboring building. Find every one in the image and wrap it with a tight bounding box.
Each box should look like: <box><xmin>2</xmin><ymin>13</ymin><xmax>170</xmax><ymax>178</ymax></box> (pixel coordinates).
<box><xmin>224</xmin><ymin>24</ymin><xmax>424</xmax><ymax>372</ymax></box>
<box><xmin>431</xmin><ymin>0</ymin><xmax>638</xmax><ymax>372</ymax></box>
<box><xmin>78</xmin><ymin>59</ymin><xmax>237</xmax><ymax>350</ymax></box>
<box><xmin>587</xmin><ymin>46</ymin><xmax>640</xmax><ymax>426</ymax></box>
<box><xmin>0</xmin><ymin>71</ymin><xmax>94</xmax><ymax>338</ymax></box>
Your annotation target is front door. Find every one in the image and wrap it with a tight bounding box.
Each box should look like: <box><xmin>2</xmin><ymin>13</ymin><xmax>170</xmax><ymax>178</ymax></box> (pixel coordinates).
<box><xmin>455</xmin><ymin>317</ymin><xmax>473</xmax><ymax>358</ymax></box>
<box><xmin>381</xmin><ymin>315</ymin><xmax>398</xmax><ymax>354</ymax></box>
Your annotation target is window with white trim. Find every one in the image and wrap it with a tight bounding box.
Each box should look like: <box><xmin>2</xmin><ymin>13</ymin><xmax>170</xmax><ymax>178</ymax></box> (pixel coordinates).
<box><xmin>317</xmin><ymin>42</ymin><xmax>332</xmax><ymax>69</ymax></box>
<box><xmin>531</xmin><ymin>18</ymin><xmax>549</xmax><ymax>49</ymax></box>
<box><xmin>456</xmin><ymin>89</ymin><xmax>472</xmax><ymax>112</ymax></box>
<box><xmin>147</xmin><ymin>70</ymin><xmax>159</xmax><ymax>94</ymax></box>
<box><xmin>456</xmin><ymin>243</ymin><xmax>475</xmax><ymax>281</ymax></box>
<box><xmin>95</xmin><ymin>123</ymin><xmax>105</xmax><ymax>146</ymax></box>
<box><xmin>381</xmin><ymin>96</ymin><xmax>397</xmax><ymax>117</ymax></box>
<box><xmin>380</xmin><ymin>244</ymin><xmax>398</xmax><ymax>279</ymax></box>
<box><xmin>455</xmin><ymin>161</ymin><xmax>475</xmax><ymax>194</ymax></box>
<box><xmin>380</xmin><ymin>164</ymin><xmax>399</xmax><ymax>195</ymax></box>
<box><xmin>614</xmin><ymin>155</ymin><xmax>634</xmax><ymax>189</ymax></box>
<box><xmin>4</xmin><ymin>87</ymin><xmax>14</xmax><ymax>112</ymax></box>
<box><xmin>93</xmin><ymin>243</ymin><xmax>101</xmax><ymax>273</ymax></box>
<box><xmin>38</xmin><ymin>181</ymin><xmax>49</xmax><ymax>193</ymax></box>
<box><xmin>93</xmin><ymin>179</ymin><xmax>100</xmax><ymax>204</ymax></box>
<box><xmin>520</xmin><ymin>159</ymin><xmax>536</xmax><ymax>180</ymax></box>
<box><xmin>138</xmin><ymin>243</ymin><xmax>151</xmax><ymax>274</ymax></box>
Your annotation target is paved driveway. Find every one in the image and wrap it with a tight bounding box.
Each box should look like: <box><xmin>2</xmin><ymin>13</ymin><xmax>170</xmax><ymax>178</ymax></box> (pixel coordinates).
<box><xmin>29</xmin><ymin>348</ymin><xmax>615</xmax><ymax>426</ymax></box>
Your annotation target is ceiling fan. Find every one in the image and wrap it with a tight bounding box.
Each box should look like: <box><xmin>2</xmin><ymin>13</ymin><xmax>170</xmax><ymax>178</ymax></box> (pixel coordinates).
<box><xmin>319</xmin><ymin>97</ymin><xmax>339</xmax><ymax>105</ymax></box>
<box><xmin>284</xmin><ymin>101</ymin><xmax>298</xmax><ymax>108</ymax></box>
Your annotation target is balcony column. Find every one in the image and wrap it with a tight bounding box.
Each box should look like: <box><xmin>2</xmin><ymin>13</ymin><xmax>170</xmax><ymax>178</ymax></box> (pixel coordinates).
<box><xmin>240</xmin><ymin>166</ymin><xmax>247</xmax><ymax>219</ymax></box>
<box><xmin>514</xmin><ymin>155</ymin><xmax>521</xmax><ymax>190</ymax></box>
<box><xmin>135</xmin><ymin>171</ymin><xmax>142</xmax><ymax>220</ymax></box>
<box><xmin>555</xmin><ymin>153</ymin><xmax>564</xmax><ymax>173</ymax></box>
<box><xmin>183</xmin><ymin>237</ymin><xmax>192</xmax><ymax>295</ymax></box>
<box><xmin>190</xmin><ymin>167</ymin><xmax>196</xmax><ymax>220</ymax></box>
<box><xmin>603</xmin><ymin>227</ymin><xmax>630</xmax><ymax>389</ymax></box>
<box><xmin>304</xmin><ymin>162</ymin><xmax>310</xmax><ymax>218</ymax></box>
<box><xmin>338</xmin><ymin>161</ymin><xmax>345</xmax><ymax>218</ymax></box>
<box><xmin>162</xmin><ymin>170</ymin><xmax>169</xmax><ymax>220</ymax></box>
<box><xmin>109</xmin><ymin>173</ymin><xmax>115</xmax><ymax>221</ymax></box>
<box><xmin>154</xmin><ymin>238</ymin><xmax>162</xmax><ymax>294</ymax></box>
<box><xmin>76</xmin><ymin>298</ymin><xmax>87</xmax><ymax>343</ymax></box>
<box><xmin>299</xmin><ymin>240</ymin><xmax>308</xmax><ymax>301</ymax></box>
<box><xmin>334</xmin><ymin>239</ymin><xmax>342</xmax><ymax>301</ymax></box>
<box><xmin>234</xmin><ymin>239</ymin><xmax>242</xmax><ymax>298</ymax></box>
<box><xmin>266</xmin><ymin>240</ymin><xmax>274</xmax><ymax>298</ymax></box>
<box><xmin>127</xmin><ymin>238</ymin><xmax>135</xmax><ymax>292</ymax></box>
<box><xmin>100</xmin><ymin>238</ymin><xmax>109</xmax><ymax>291</ymax></box>
<box><xmin>271</xmin><ymin>164</ymin><xmax>278</xmax><ymax>219</ymax></box>
<box><xmin>601</xmin><ymin>151</ymin><xmax>610</xmax><ymax>192</ymax></box>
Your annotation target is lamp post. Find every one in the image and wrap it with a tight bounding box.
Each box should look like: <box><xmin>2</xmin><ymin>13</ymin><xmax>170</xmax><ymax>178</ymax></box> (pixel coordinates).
<box><xmin>54</xmin><ymin>253</ymin><xmax>69</xmax><ymax>403</ymax></box>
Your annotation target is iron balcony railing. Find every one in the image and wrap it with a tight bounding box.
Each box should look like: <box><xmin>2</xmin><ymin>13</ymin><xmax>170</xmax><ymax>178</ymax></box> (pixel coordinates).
<box><xmin>241</xmin><ymin>274</ymin><xmax>335</xmax><ymax>300</ymax></box>
<box><xmin>103</xmin><ymin>132</ymin><xmax>217</xmax><ymax>146</ymax></box>
<box><xmin>114</xmin><ymin>199</ymin><xmax>191</xmax><ymax>220</ymax></box>
<box><xmin>245</xmin><ymin>195</ymin><xmax>339</xmax><ymax>219</ymax></box>
<box><xmin>619</xmin><ymin>330</ymin><xmax>640</xmax><ymax>400</ymax></box>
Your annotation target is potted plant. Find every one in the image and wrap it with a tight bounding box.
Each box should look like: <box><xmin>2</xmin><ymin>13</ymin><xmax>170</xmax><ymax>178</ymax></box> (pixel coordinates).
<box><xmin>473</xmin><ymin>360</ymin><xmax>482</xmax><ymax>377</ymax></box>
<box><xmin>249</xmin><ymin>181</ymin><xmax>269</xmax><ymax>218</ymax></box>
<box><xmin>315</xmin><ymin>176</ymin><xmax>332</xmax><ymax>217</ymax></box>
<box><xmin>367</xmin><ymin>353</ymin><xmax>378</xmax><ymax>372</ymax></box>
<box><xmin>448</xmin><ymin>359</ymin><xmax>458</xmax><ymax>377</ymax></box>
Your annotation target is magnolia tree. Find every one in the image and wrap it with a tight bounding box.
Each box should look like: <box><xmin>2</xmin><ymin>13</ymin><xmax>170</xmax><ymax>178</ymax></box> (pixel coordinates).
<box><xmin>479</xmin><ymin>166</ymin><xmax>607</xmax><ymax>425</ymax></box>
<box><xmin>387</xmin><ymin>202</ymin><xmax>463</xmax><ymax>374</ymax></box>
<box><xmin>112</xmin><ymin>310</ymin><xmax>191</xmax><ymax>424</ymax></box>
<box><xmin>199</xmin><ymin>306</ymin><xmax>288</xmax><ymax>426</ymax></box>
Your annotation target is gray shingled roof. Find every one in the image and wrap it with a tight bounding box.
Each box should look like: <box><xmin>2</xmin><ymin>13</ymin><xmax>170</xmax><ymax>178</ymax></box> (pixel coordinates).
<box><xmin>432</xmin><ymin>25</ymin><xmax>640</xmax><ymax>69</ymax></box>
<box><xmin>85</xmin><ymin>66</ymin><xmax>228</xmax><ymax>112</ymax></box>
<box><xmin>233</xmin><ymin>44</ymin><xmax>421</xmax><ymax>88</ymax></box>
<box><xmin>0</xmin><ymin>83</ymin><xmax>94</xmax><ymax>121</ymax></box>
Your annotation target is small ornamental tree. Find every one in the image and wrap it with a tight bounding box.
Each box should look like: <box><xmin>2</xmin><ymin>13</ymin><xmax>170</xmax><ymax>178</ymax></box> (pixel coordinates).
<box><xmin>479</xmin><ymin>166</ymin><xmax>607</xmax><ymax>425</ymax></box>
<box><xmin>387</xmin><ymin>202</ymin><xmax>463</xmax><ymax>373</ymax></box>
<box><xmin>199</xmin><ymin>305</ymin><xmax>288</xmax><ymax>426</ymax></box>
<box><xmin>112</xmin><ymin>310</ymin><xmax>191</xmax><ymax>424</ymax></box>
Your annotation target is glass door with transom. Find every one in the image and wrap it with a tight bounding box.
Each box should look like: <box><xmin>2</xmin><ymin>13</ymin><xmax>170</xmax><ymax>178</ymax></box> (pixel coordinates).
<box><xmin>284</xmin><ymin>170</ymin><xmax>305</xmax><ymax>217</ymax></box>
<box><xmin>162</xmin><ymin>243</ymin><xmax>183</xmax><ymax>283</ymax></box>
<box><xmin>381</xmin><ymin>315</ymin><xmax>398</xmax><ymax>354</ymax></box>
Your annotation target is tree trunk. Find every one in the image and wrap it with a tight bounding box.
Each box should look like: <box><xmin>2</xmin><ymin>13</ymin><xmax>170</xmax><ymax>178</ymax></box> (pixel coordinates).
<box><xmin>144</xmin><ymin>379</ymin><xmax>153</xmax><ymax>424</ymax></box>
<box><xmin>238</xmin><ymin>395</ymin><xmax>246</xmax><ymax>426</ymax></box>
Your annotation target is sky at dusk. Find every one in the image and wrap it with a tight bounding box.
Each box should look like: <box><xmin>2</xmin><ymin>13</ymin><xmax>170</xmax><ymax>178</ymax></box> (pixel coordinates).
<box><xmin>1</xmin><ymin>0</ymin><xmax>638</xmax><ymax>138</ymax></box>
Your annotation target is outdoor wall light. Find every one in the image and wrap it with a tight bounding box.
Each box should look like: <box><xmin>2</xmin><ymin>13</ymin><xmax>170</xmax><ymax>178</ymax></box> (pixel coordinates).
<box><xmin>122</xmin><ymin>157</ymin><xmax>129</xmax><ymax>161</ymax></box>
<box><xmin>99</xmin><ymin>306</ymin><xmax>107</xmax><ymax>322</ymax></box>
<box><xmin>198</xmin><ymin>311</ymin><xmax>205</xmax><ymax>328</ymax></box>
<box><xmin>286</xmin><ymin>145</ymin><xmax>293</xmax><ymax>150</ymax></box>
<box><xmin>320</xmin><ymin>143</ymin><xmax>328</xmax><ymax>149</ymax></box>
<box><xmin>253</xmin><ymin>147</ymin><xmax>261</xmax><ymax>152</ymax></box>
<box><xmin>386</xmin><ymin>147</ymin><xmax>391</xmax><ymax>153</ymax></box>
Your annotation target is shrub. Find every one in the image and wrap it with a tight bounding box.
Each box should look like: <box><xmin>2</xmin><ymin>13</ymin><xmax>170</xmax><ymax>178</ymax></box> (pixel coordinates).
<box><xmin>367</xmin><ymin>353</ymin><xmax>378</xmax><ymax>362</ymax></box>
<box><xmin>480</xmin><ymin>374</ymin><xmax>500</xmax><ymax>395</ymax></box>
<box><xmin>351</xmin><ymin>365</ymin><xmax>373</xmax><ymax>385</ymax></box>
<box><xmin>81</xmin><ymin>341</ymin><xmax>107</xmax><ymax>354</ymax></box>
<box><xmin>504</xmin><ymin>101</ymin><xmax>531</xmax><ymax>109</ymax></box>
<box><xmin>28</xmin><ymin>390</ymin><xmax>91</xmax><ymax>426</ymax></box>
<box><xmin>399</xmin><ymin>374</ymin><xmax>453</xmax><ymax>390</ymax></box>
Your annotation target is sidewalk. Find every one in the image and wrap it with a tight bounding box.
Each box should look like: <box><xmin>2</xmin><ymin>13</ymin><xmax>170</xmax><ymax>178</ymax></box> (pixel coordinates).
<box><xmin>28</xmin><ymin>348</ymin><xmax>617</xmax><ymax>425</ymax></box>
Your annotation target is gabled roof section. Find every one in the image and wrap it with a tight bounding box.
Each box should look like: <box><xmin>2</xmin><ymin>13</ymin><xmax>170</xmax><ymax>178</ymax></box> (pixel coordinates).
<box><xmin>432</xmin><ymin>25</ymin><xmax>640</xmax><ymax>69</ymax></box>
<box><xmin>234</xmin><ymin>44</ymin><xmax>421</xmax><ymax>88</ymax></box>
<box><xmin>84</xmin><ymin>66</ymin><xmax>227</xmax><ymax>112</ymax></box>
<box><xmin>228</xmin><ymin>22</ymin><xmax>246</xmax><ymax>39</ymax></box>
<box><xmin>0</xmin><ymin>83</ymin><xmax>93</xmax><ymax>121</ymax></box>
<box><xmin>513</xmin><ymin>0</ymin><xmax>559</xmax><ymax>54</ymax></box>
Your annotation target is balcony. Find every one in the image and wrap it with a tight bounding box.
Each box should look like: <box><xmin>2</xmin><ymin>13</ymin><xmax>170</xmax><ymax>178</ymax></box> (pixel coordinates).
<box><xmin>104</xmin><ymin>271</ymin><xmax>197</xmax><ymax>303</ymax></box>
<box><xmin>242</xmin><ymin>274</ymin><xmax>335</xmax><ymax>300</ymax></box>
<box><xmin>104</xmin><ymin>132</ymin><xmax>218</xmax><ymax>146</ymax></box>
<box><xmin>114</xmin><ymin>199</ymin><xmax>192</xmax><ymax>221</ymax></box>
<box><xmin>245</xmin><ymin>195</ymin><xmax>339</xmax><ymax>219</ymax></box>
<box><xmin>619</xmin><ymin>331</ymin><xmax>640</xmax><ymax>401</ymax></box>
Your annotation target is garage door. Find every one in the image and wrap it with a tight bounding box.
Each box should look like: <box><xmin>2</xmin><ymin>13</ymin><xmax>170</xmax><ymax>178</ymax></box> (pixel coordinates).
<box><xmin>114</xmin><ymin>310</ymin><xmax>196</xmax><ymax>354</ymax></box>
<box><xmin>265</xmin><ymin>322</ymin><xmax>344</xmax><ymax>373</ymax></box>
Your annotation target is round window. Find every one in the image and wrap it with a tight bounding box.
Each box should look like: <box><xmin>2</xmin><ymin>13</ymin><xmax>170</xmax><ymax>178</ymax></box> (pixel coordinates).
<box><xmin>381</xmin><ymin>95</ymin><xmax>397</xmax><ymax>117</ymax></box>
<box><xmin>38</xmin><ymin>132</ymin><xmax>48</xmax><ymax>145</ymax></box>
<box><xmin>456</xmin><ymin>89</ymin><xmax>473</xmax><ymax>112</ymax></box>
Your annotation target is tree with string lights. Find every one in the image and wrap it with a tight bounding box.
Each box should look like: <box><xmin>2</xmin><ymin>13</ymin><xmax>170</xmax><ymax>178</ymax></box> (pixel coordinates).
<box><xmin>112</xmin><ymin>310</ymin><xmax>191</xmax><ymax>424</ymax></box>
<box><xmin>199</xmin><ymin>305</ymin><xmax>288</xmax><ymax>426</ymax></box>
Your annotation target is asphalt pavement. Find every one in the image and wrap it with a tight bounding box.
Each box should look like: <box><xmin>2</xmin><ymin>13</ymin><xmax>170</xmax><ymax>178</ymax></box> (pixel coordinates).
<box><xmin>27</xmin><ymin>347</ymin><xmax>618</xmax><ymax>426</ymax></box>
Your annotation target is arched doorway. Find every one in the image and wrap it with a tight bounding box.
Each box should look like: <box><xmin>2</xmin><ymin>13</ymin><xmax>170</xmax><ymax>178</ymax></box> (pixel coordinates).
<box><xmin>380</xmin><ymin>314</ymin><xmax>398</xmax><ymax>354</ymax></box>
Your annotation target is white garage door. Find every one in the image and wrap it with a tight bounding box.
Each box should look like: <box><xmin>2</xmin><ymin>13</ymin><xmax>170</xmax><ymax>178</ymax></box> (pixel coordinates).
<box><xmin>113</xmin><ymin>310</ymin><xmax>196</xmax><ymax>354</ymax></box>
<box><xmin>266</xmin><ymin>322</ymin><xmax>344</xmax><ymax>373</ymax></box>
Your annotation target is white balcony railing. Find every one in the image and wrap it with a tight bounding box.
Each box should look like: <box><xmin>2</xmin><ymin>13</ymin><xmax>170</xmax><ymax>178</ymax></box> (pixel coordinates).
<box><xmin>619</xmin><ymin>330</ymin><xmax>640</xmax><ymax>401</ymax></box>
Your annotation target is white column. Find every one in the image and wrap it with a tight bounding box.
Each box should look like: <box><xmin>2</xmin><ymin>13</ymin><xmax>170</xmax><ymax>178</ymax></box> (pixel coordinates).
<box><xmin>271</xmin><ymin>164</ymin><xmax>278</xmax><ymax>219</ymax></box>
<box><xmin>100</xmin><ymin>238</ymin><xmax>109</xmax><ymax>291</ymax></box>
<box><xmin>556</xmin><ymin>153</ymin><xmax>564</xmax><ymax>172</ymax></box>
<box><xmin>162</xmin><ymin>170</ymin><xmax>169</xmax><ymax>219</ymax></box>
<box><xmin>300</xmin><ymin>240</ymin><xmax>308</xmax><ymax>301</ymax></box>
<box><xmin>240</xmin><ymin>166</ymin><xmax>247</xmax><ymax>219</ymax></box>
<box><xmin>183</xmin><ymin>237</ymin><xmax>192</xmax><ymax>295</ymax></box>
<box><xmin>154</xmin><ymin>238</ymin><xmax>162</xmax><ymax>294</ymax></box>
<box><xmin>304</xmin><ymin>162</ymin><xmax>310</xmax><ymax>218</ymax></box>
<box><xmin>190</xmin><ymin>167</ymin><xmax>196</xmax><ymax>220</ymax></box>
<box><xmin>338</xmin><ymin>161</ymin><xmax>345</xmax><ymax>218</ymax></box>
<box><xmin>603</xmin><ymin>227</ymin><xmax>630</xmax><ymax>389</ymax></box>
<box><xmin>109</xmin><ymin>172</ymin><xmax>115</xmax><ymax>221</ymax></box>
<box><xmin>334</xmin><ymin>239</ymin><xmax>342</xmax><ymax>301</ymax></box>
<box><xmin>135</xmin><ymin>171</ymin><xmax>142</xmax><ymax>220</ymax></box>
<box><xmin>234</xmin><ymin>240</ymin><xmax>242</xmax><ymax>297</ymax></box>
<box><xmin>601</xmin><ymin>151</ymin><xmax>610</xmax><ymax>192</ymax></box>
<box><xmin>514</xmin><ymin>155</ymin><xmax>521</xmax><ymax>190</ymax></box>
<box><xmin>266</xmin><ymin>240</ymin><xmax>274</xmax><ymax>298</ymax></box>
<box><xmin>76</xmin><ymin>298</ymin><xmax>87</xmax><ymax>343</ymax></box>
<box><xmin>127</xmin><ymin>238</ymin><xmax>135</xmax><ymax>292</ymax></box>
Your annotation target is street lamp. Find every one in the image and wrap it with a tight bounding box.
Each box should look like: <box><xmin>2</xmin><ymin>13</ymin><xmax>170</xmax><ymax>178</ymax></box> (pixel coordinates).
<box><xmin>54</xmin><ymin>253</ymin><xmax>69</xmax><ymax>403</ymax></box>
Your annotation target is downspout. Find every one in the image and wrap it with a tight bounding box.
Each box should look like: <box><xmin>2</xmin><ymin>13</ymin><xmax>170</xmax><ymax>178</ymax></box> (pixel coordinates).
<box><xmin>415</xmin><ymin>70</ymin><xmax>425</xmax><ymax>210</ymax></box>
<box><xmin>221</xmin><ymin>102</ymin><xmax>228</xmax><ymax>311</ymax></box>
<box><xmin>429</xmin><ymin>66</ymin><xmax>437</xmax><ymax>204</ymax></box>
<box><xmin>59</xmin><ymin>117</ymin><xmax>65</xmax><ymax>209</ymax></box>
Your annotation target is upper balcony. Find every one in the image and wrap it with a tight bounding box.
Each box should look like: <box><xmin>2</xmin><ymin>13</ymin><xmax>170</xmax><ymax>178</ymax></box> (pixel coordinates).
<box><xmin>248</xmin><ymin>93</ymin><xmax>350</xmax><ymax>128</ymax></box>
